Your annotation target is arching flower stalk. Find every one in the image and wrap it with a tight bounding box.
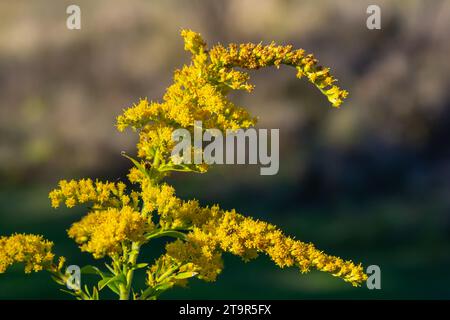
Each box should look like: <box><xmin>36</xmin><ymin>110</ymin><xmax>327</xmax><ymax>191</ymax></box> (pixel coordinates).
<box><xmin>0</xmin><ymin>30</ymin><xmax>366</xmax><ymax>300</ymax></box>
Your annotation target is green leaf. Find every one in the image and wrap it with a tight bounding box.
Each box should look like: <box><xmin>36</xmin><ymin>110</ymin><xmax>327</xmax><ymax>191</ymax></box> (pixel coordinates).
<box><xmin>146</xmin><ymin>230</ymin><xmax>187</xmax><ymax>241</ymax></box>
<box><xmin>132</xmin><ymin>263</ymin><xmax>149</xmax><ymax>270</ymax></box>
<box><xmin>106</xmin><ymin>282</ymin><xmax>121</xmax><ymax>295</ymax></box>
<box><xmin>155</xmin><ymin>260</ymin><xmax>163</xmax><ymax>278</ymax></box>
<box><xmin>140</xmin><ymin>287</ymin><xmax>156</xmax><ymax>300</ymax></box>
<box><xmin>51</xmin><ymin>275</ymin><xmax>65</xmax><ymax>286</ymax></box>
<box><xmin>81</xmin><ymin>265</ymin><xmax>102</xmax><ymax>276</ymax></box>
<box><xmin>121</xmin><ymin>152</ymin><xmax>149</xmax><ymax>178</ymax></box>
<box><xmin>98</xmin><ymin>273</ymin><xmax>126</xmax><ymax>291</ymax></box>
<box><xmin>84</xmin><ymin>285</ymin><xmax>91</xmax><ymax>296</ymax></box>
<box><xmin>154</xmin><ymin>281</ymin><xmax>174</xmax><ymax>292</ymax></box>
<box><xmin>60</xmin><ymin>288</ymin><xmax>78</xmax><ymax>297</ymax></box>
<box><xmin>92</xmin><ymin>287</ymin><xmax>99</xmax><ymax>300</ymax></box>
<box><xmin>174</xmin><ymin>271</ymin><xmax>198</xmax><ymax>280</ymax></box>
<box><xmin>97</xmin><ymin>277</ymin><xmax>111</xmax><ymax>290</ymax></box>
<box><xmin>104</xmin><ymin>263</ymin><xmax>116</xmax><ymax>275</ymax></box>
<box><xmin>140</xmin><ymin>282</ymin><xmax>174</xmax><ymax>299</ymax></box>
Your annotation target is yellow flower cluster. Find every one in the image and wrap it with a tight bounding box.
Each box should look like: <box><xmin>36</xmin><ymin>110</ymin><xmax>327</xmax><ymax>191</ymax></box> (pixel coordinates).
<box><xmin>37</xmin><ymin>30</ymin><xmax>365</xmax><ymax>298</ymax></box>
<box><xmin>164</xmin><ymin>239</ymin><xmax>223</xmax><ymax>282</ymax></box>
<box><xmin>136</xmin><ymin>123</ymin><xmax>175</xmax><ymax>161</ymax></box>
<box><xmin>116</xmin><ymin>29</ymin><xmax>347</xmax><ymax>171</ymax></box>
<box><xmin>116</xmin><ymin>98</ymin><xmax>162</xmax><ymax>132</ymax></box>
<box><xmin>163</xmin><ymin>207</ymin><xmax>366</xmax><ymax>286</ymax></box>
<box><xmin>67</xmin><ymin>206</ymin><xmax>153</xmax><ymax>259</ymax></box>
<box><xmin>207</xmin><ymin>210</ymin><xmax>367</xmax><ymax>286</ymax></box>
<box><xmin>0</xmin><ymin>233</ymin><xmax>62</xmax><ymax>273</ymax></box>
<box><xmin>49</xmin><ymin>179</ymin><xmax>139</xmax><ymax>209</ymax></box>
<box><xmin>208</xmin><ymin>41</ymin><xmax>348</xmax><ymax>107</ymax></box>
<box><xmin>140</xmin><ymin>180</ymin><xmax>219</xmax><ymax>228</ymax></box>
<box><xmin>127</xmin><ymin>167</ymin><xmax>145</xmax><ymax>184</ymax></box>
<box><xmin>138</xmin><ymin>179</ymin><xmax>366</xmax><ymax>286</ymax></box>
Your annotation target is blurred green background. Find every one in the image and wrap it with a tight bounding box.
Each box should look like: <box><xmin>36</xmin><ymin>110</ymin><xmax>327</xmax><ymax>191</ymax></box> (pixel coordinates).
<box><xmin>1</xmin><ymin>0</ymin><xmax>450</xmax><ymax>299</ymax></box>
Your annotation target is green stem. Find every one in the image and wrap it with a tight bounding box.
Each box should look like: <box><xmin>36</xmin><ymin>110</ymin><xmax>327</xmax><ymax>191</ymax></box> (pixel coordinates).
<box><xmin>119</xmin><ymin>284</ymin><xmax>128</xmax><ymax>300</ymax></box>
<box><xmin>117</xmin><ymin>154</ymin><xmax>162</xmax><ymax>300</ymax></box>
<box><xmin>118</xmin><ymin>242</ymin><xmax>141</xmax><ymax>300</ymax></box>
<box><xmin>153</xmin><ymin>149</ymin><xmax>161</xmax><ymax>168</ymax></box>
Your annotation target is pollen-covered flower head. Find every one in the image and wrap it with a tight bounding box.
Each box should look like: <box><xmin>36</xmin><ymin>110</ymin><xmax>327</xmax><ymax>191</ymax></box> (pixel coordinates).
<box><xmin>139</xmin><ymin>182</ymin><xmax>367</xmax><ymax>286</ymax></box>
<box><xmin>116</xmin><ymin>29</ymin><xmax>348</xmax><ymax>173</ymax></box>
<box><xmin>0</xmin><ymin>234</ymin><xmax>61</xmax><ymax>273</ymax></box>
<box><xmin>40</xmin><ymin>29</ymin><xmax>366</xmax><ymax>297</ymax></box>
<box><xmin>49</xmin><ymin>178</ymin><xmax>140</xmax><ymax>210</ymax></box>
<box><xmin>68</xmin><ymin>206</ymin><xmax>154</xmax><ymax>259</ymax></box>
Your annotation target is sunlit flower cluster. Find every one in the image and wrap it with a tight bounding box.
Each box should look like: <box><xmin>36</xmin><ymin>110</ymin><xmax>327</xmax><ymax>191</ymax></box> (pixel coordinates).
<box><xmin>116</xmin><ymin>29</ymin><xmax>347</xmax><ymax>173</ymax></box>
<box><xmin>133</xmin><ymin>178</ymin><xmax>366</xmax><ymax>286</ymax></box>
<box><xmin>0</xmin><ymin>29</ymin><xmax>364</xmax><ymax>300</ymax></box>
<box><xmin>140</xmin><ymin>180</ymin><xmax>213</xmax><ymax>228</ymax></box>
<box><xmin>208</xmin><ymin>41</ymin><xmax>348</xmax><ymax>107</ymax></box>
<box><xmin>187</xmin><ymin>209</ymin><xmax>367</xmax><ymax>286</ymax></box>
<box><xmin>67</xmin><ymin>206</ymin><xmax>153</xmax><ymax>259</ymax></box>
<box><xmin>49</xmin><ymin>178</ymin><xmax>139</xmax><ymax>210</ymax></box>
<box><xmin>142</xmin><ymin>184</ymin><xmax>367</xmax><ymax>286</ymax></box>
<box><xmin>0</xmin><ymin>233</ymin><xmax>63</xmax><ymax>273</ymax></box>
<box><xmin>164</xmin><ymin>239</ymin><xmax>224</xmax><ymax>282</ymax></box>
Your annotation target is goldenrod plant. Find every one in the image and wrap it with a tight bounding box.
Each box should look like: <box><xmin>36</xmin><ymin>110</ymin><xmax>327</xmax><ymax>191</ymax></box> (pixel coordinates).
<box><xmin>0</xmin><ymin>30</ymin><xmax>366</xmax><ymax>300</ymax></box>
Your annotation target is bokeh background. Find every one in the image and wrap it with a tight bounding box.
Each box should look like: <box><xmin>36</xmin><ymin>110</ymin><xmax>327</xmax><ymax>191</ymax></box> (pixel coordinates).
<box><xmin>1</xmin><ymin>0</ymin><xmax>450</xmax><ymax>299</ymax></box>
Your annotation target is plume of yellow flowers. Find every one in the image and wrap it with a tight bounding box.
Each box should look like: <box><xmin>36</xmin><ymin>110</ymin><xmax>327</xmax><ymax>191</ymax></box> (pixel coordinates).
<box><xmin>0</xmin><ymin>29</ymin><xmax>365</xmax><ymax>300</ymax></box>
<box><xmin>67</xmin><ymin>206</ymin><xmax>154</xmax><ymax>259</ymax></box>
<box><xmin>116</xmin><ymin>29</ymin><xmax>348</xmax><ymax>175</ymax></box>
<box><xmin>49</xmin><ymin>179</ymin><xmax>139</xmax><ymax>209</ymax></box>
<box><xmin>0</xmin><ymin>234</ymin><xmax>64</xmax><ymax>273</ymax></box>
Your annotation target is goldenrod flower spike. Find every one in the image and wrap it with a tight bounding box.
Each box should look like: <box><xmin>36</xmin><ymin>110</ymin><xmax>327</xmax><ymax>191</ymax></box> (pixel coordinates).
<box><xmin>117</xmin><ymin>30</ymin><xmax>348</xmax><ymax>174</ymax></box>
<box><xmin>67</xmin><ymin>206</ymin><xmax>154</xmax><ymax>259</ymax></box>
<box><xmin>49</xmin><ymin>178</ymin><xmax>139</xmax><ymax>210</ymax></box>
<box><xmin>138</xmin><ymin>183</ymin><xmax>367</xmax><ymax>287</ymax></box>
<box><xmin>2</xmin><ymin>29</ymin><xmax>365</xmax><ymax>300</ymax></box>
<box><xmin>0</xmin><ymin>233</ymin><xmax>61</xmax><ymax>273</ymax></box>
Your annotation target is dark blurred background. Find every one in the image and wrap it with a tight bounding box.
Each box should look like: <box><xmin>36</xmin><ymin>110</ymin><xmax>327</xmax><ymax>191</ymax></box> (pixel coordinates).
<box><xmin>1</xmin><ymin>0</ymin><xmax>450</xmax><ymax>299</ymax></box>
